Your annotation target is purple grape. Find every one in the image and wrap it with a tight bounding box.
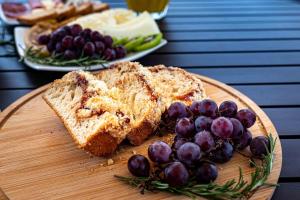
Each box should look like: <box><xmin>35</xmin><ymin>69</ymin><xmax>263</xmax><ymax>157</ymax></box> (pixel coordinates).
<box><xmin>195</xmin><ymin>162</ymin><xmax>218</xmax><ymax>183</ymax></box>
<box><xmin>83</xmin><ymin>42</ymin><xmax>95</xmax><ymax>57</ymax></box>
<box><xmin>73</xmin><ymin>36</ymin><xmax>85</xmax><ymax>49</ymax></box>
<box><xmin>37</xmin><ymin>34</ymin><xmax>50</xmax><ymax>45</ymax></box>
<box><xmin>219</xmin><ymin>101</ymin><xmax>238</xmax><ymax>117</ymax></box>
<box><xmin>234</xmin><ymin>129</ymin><xmax>252</xmax><ymax>150</ymax></box>
<box><xmin>51</xmin><ymin>28</ymin><xmax>67</xmax><ymax>42</ymax></box>
<box><xmin>90</xmin><ymin>31</ymin><xmax>103</xmax><ymax>42</ymax></box>
<box><xmin>80</xmin><ymin>28</ymin><xmax>92</xmax><ymax>40</ymax></box>
<box><xmin>70</xmin><ymin>24</ymin><xmax>83</xmax><ymax>37</ymax></box>
<box><xmin>115</xmin><ymin>46</ymin><xmax>127</xmax><ymax>59</ymax></box>
<box><xmin>211</xmin><ymin>117</ymin><xmax>233</xmax><ymax>139</ymax></box>
<box><xmin>94</xmin><ymin>41</ymin><xmax>105</xmax><ymax>54</ymax></box>
<box><xmin>230</xmin><ymin>118</ymin><xmax>244</xmax><ymax>139</ymax></box>
<box><xmin>61</xmin><ymin>35</ymin><xmax>73</xmax><ymax>49</ymax></box>
<box><xmin>63</xmin><ymin>50</ymin><xmax>76</xmax><ymax>60</ymax></box>
<box><xmin>250</xmin><ymin>136</ymin><xmax>270</xmax><ymax>157</ymax></box>
<box><xmin>172</xmin><ymin>137</ymin><xmax>189</xmax><ymax>150</ymax></box>
<box><xmin>62</xmin><ymin>26</ymin><xmax>71</xmax><ymax>35</ymax></box>
<box><xmin>175</xmin><ymin>118</ymin><xmax>195</xmax><ymax>138</ymax></box>
<box><xmin>103</xmin><ymin>48</ymin><xmax>116</xmax><ymax>60</ymax></box>
<box><xmin>167</xmin><ymin>102</ymin><xmax>189</xmax><ymax>120</ymax></box>
<box><xmin>194</xmin><ymin>130</ymin><xmax>215</xmax><ymax>152</ymax></box>
<box><xmin>209</xmin><ymin>142</ymin><xmax>233</xmax><ymax>163</ymax></box>
<box><xmin>128</xmin><ymin>155</ymin><xmax>150</xmax><ymax>177</ymax></box>
<box><xmin>164</xmin><ymin>162</ymin><xmax>189</xmax><ymax>187</ymax></box>
<box><xmin>177</xmin><ymin>142</ymin><xmax>201</xmax><ymax>166</ymax></box>
<box><xmin>55</xmin><ymin>42</ymin><xmax>64</xmax><ymax>54</ymax></box>
<box><xmin>148</xmin><ymin>141</ymin><xmax>172</xmax><ymax>164</ymax></box>
<box><xmin>190</xmin><ymin>99</ymin><xmax>218</xmax><ymax>118</ymax></box>
<box><xmin>47</xmin><ymin>40</ymin><xmax>55</xmax><ymax>52</ymax></box>
<box><xmin>236</xmin><ymin>109</ymin><xmax>256</xmax><ymax>128</ymax></box>
<box><xmin>103</xmin><ymin>35</ymin><xmax>113</xmax><ymax>48</ymax></box>
<box><xmin>195</xmin><ymin>116</ymin><xmax>212</xmax><ymax>132</ymax></box>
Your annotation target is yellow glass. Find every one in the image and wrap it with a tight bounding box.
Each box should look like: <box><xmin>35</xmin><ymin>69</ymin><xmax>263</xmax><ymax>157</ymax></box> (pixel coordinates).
<box><xmin>126</xmin><ymin>0</ymin><xmax>169</xmax><ymax>19</ymax></box>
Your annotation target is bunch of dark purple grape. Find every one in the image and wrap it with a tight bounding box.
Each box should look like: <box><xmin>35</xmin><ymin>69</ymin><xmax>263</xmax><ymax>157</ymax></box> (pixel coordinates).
<box><xmin>37</xmin><ymin>24</ymin><xmax>126</xmax><ymax>61</ymax></box>
<box><xmin>127</xmin><ymin>99</ymin><xmax>271</xmax><ymax>187</ymax></box>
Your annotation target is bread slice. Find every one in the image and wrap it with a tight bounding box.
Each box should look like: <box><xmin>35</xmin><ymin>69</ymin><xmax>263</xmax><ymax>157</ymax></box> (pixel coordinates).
<box><xmin>75</xmin><ymin>2</ymin><xmax>93</xmax><ymax>16</ymax></box>
<box><xmin>92</xmin><ymin>3</ymin><xmax>110</xmax><ymax>13</ymax></box>
<box><xmin>148</xmin><ymin>65</ymin><xmax>206</xmax><ymax>112</ymax></box>
<box><xmin>44</xmin><ymin>66</ymin><xmax>161</xmax><ymax>156</ymax></box>
<box><xmin>56</xmin><ymin>5</ymin><xmax>76</xmax><ymax>21</ymax></box>
<box><xmin>17</xmin><ymin>9</ymin><xmax>57</xmax><ymax>25</ymax></box>
<box><xmin>97</xmin><ymin>62</ymin><xmax>162</xmax><ymax>145</ymax></box>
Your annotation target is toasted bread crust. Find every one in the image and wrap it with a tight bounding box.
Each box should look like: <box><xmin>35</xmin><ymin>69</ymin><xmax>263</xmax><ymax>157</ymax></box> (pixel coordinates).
<box><xmin>17</xmin><ymin>10</ymin><xmax>57</xmax><ymax>25</ymax></box>
<box><xmin>127</xmin><ymin>120</ymin><xmax>155</xmax><ymax>145</ymax></box>
<box><xmin>75</xmin><ymin>3</ymin><xmax>93</xmax><ymax>16</ymax></box>
<box><xmin>56</xmin><ymin>5</ymin><xmax>76</xmax><ymax>21</ymax></box>
<box><xmin>84</xmin><ymin>132</ymin><xmax>118</xmax><ymax>157</ymax></box>
<box><xmin>93</xmin><ymin>3</ymin><xmax>110</xmax><ymax>12</ymax></box>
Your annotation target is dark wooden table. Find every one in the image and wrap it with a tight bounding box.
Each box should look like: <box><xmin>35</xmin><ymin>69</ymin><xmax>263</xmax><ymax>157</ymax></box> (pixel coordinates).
<box><xmin>1</xmin><ymin>0</ymin><xmax>300</xmax><ymax>199</ymax></box>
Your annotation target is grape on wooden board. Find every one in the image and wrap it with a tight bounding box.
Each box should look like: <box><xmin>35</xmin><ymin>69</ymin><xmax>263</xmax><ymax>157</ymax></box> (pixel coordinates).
<box><xmin>148</xmin><ymin>141</ymin><xmax>172</xmax><ymax>164</ymax></box>
<box><xmin>128</xmin><ymin>155</ymin><xmax>150</xmax><ymax>177</ymax></box>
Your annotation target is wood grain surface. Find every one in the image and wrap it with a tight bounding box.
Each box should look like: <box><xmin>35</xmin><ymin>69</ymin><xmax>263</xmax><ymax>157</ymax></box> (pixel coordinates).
<box><xmin>0</xmin><ymin>75</ymin><xmax>282</xmax><ymax>200</ymax></box>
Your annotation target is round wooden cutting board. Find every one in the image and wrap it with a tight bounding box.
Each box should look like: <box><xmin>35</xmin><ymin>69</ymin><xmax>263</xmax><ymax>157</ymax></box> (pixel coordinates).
<box><xmin>0</xmin><ymin>75</ymin><xmax>282</xmax><ymax>200</ymax></box>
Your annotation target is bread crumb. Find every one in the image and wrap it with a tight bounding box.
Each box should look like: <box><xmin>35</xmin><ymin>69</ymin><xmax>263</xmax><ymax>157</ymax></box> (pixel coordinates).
<box><xmin>107</xmin><ymin>159</ymin><xmax>114</xmax><ymax>166</ymax></box>
<box><xmin>132</xmin><ymin>150</ymin><xmax>137</xmax><ymax>155</ymax></box>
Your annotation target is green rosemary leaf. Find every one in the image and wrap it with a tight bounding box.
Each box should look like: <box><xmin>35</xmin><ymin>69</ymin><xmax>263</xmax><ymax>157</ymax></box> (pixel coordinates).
<box><xmin>22</xmin><ymin>47</ymin><xmax>108</xmax><ymax>68</ymax></box>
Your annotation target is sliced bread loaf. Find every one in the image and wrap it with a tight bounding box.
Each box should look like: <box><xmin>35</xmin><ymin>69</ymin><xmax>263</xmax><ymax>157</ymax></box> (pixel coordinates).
<box><xmin>44</xmin><ymin>62</ymin><xmax>206</xmax><ymax>156</ymax></box>
<box><xmin>44</xmin><ymin>65</ymin><xmax>161</xmax><ymax>155</ymax></box>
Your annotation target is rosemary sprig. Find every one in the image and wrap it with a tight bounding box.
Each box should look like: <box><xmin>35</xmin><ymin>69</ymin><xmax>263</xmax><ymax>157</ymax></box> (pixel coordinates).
<box><xmin>115</xmin><ymin>134</ymin><xmax>277</xmax><ymax>200</ymax></box>
<box><xmin>23</xmin><ymin>47</ymin><xmax>108</xmax><ymax>68</ymax></box>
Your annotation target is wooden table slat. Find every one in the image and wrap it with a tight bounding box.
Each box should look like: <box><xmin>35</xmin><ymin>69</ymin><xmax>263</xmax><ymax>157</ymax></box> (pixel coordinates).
<box><xmin>164</xmin><ymin>30</ymin><xmax>300</xmax><ymax>41</ymax></box>
<box><xmin>280</xmin><ymin>139</ymin><xmax>300</xmax><ymax>178</ymax></box>
<box><xmin>164</xmin><ymin>16</ymin><xmax>300</xmax><ymax>23</ymax></box>
<box><xmin>263</xmin><ymin>108</ymin><xmax>300</xmax><ymax>137</ymax></box>
<box><xmin>272</xmin><ymin>183</ymin><xmax>300</xmax><ymax>200</ymax></box>
<box><xmin>160</xmin><ymin>22</ymin><xmax>300</xmax><ymax>31</ymax></box>
<box><xmin>159</xmin><ymin>40</ymin><xmax>300</xmax><ymax>53</ymax></box>
<box><xmin>0</xmin><ymin>90</ymin><xmax>32</xmax><ymax>111</ymax></box>
<box><xmin>186</xmin><ymin>67</ymin><xmax>300</xmax><ymax>84</ymax></box>
<box><xmin>139</xmin><ymin>52</ymin><xmax>300</xmax><ymax>67</ymax></box>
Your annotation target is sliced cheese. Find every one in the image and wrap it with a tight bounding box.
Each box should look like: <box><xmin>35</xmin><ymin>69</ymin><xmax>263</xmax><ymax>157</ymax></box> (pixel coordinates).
<box><xmin>69</xmin><ymin>9</ymin><xmax>160</xmax><ymax>39</ymax></box>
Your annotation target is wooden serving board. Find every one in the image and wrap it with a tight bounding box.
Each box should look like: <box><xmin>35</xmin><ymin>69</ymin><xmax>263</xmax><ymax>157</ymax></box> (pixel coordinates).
<box><xmin>0</xmin><ymin>75</ymin><xmax>282</xmax><ymax>200</ymax></box>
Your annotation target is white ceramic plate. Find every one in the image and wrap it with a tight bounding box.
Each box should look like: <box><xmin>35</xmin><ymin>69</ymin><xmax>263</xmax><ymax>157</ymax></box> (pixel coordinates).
<box><xmin>14</xmin><ymin>27</ymin><xmax>167</xmax><ymax>71</ymax></box>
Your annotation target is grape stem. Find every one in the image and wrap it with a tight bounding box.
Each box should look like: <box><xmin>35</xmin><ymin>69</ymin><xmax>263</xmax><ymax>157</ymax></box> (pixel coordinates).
<box><xmin>115</xmin><ymin>134</ymin><xmax>278</xmax><ymax>200</ymax></box>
